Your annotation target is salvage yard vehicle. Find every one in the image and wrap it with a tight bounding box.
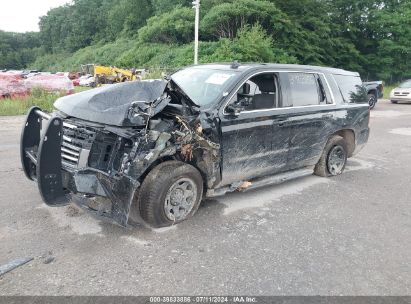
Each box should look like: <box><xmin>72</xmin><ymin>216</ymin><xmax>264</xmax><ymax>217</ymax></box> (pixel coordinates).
<box><xmin>390</xmin><ymin>79</ymin><xmax>411</xmax><ymax>104</ymax></box>
<box><xmin>363</xmin><ymin>81</ymin><xmax>384</xmax><ymax>109</ymax></box>
<box><xmin>20</xmin><ymin>63</ymin><xmax>370</xmax><ymax>228</ymax></box>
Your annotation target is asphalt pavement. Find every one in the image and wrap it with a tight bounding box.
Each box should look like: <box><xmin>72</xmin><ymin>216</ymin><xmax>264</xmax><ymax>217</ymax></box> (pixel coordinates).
<box><xmin>0</xmin><ymin>99</ymin><xmax>410</xmax><ymax>295</ymax></box>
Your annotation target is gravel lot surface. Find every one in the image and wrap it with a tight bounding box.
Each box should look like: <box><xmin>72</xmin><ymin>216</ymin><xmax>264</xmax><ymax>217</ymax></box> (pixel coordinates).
<box><xmin>0</xmin><ymin>100</ymin><xmax>410</xmax><ymax>295</ymax></box>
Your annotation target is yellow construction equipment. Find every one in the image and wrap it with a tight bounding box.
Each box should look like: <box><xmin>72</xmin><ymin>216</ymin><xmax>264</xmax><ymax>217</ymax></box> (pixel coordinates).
<box><xmin>80</xmin><ymin>64</ymin><xmax>144</xmax><ymax>86</ymax></box>
<box><xmin>94</xmin><ymin>65</ymin><xmax>140</xmax><ymax>85</ymax></box>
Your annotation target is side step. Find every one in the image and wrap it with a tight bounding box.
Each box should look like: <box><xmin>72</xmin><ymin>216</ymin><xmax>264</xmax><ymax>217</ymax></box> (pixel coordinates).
<box><xmin>206</xmin><ymin>167</ymin><xmax>314</xmax><ymax>198</ymax></box>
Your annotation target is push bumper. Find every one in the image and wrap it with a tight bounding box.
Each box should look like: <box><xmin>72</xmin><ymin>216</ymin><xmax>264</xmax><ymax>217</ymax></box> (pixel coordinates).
<box><xmin>20</xmin><ymin>107</ymin><xmax>69</xmax><ymax>205</ymax></box>
<box><xmin>20</xmin><ymin>107</ymin><xmax>140</xmax><ymax>227</ymax></box>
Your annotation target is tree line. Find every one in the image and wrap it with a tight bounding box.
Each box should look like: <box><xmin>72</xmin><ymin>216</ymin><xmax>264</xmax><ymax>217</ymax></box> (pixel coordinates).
<box><xmin>1</xmin><ymin>0</ymin><xmax>410</xmax><ymax>83</ymax></box>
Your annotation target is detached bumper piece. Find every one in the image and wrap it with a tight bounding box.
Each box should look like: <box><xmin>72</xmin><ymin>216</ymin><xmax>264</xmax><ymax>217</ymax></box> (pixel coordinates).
<box><xmin>20</xmin><ymin>107</ymin><xmax>70</xmax><ymax>206</ymax></box>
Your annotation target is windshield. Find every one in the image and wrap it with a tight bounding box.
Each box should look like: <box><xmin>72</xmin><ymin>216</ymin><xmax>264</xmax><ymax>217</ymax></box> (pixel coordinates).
<box><xmin>399</xmin><ymin>80</ymin><xmax>411</xmax><ymax>88</ymax></box>
<box><xmin>171</xmin><ymin>67</ymin><xmax>239</xmax><ymax>107</ymax></box>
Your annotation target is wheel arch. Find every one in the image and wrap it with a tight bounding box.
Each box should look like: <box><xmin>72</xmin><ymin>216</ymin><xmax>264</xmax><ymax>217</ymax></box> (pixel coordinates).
<box><xmin>333</xmin><ymin>129</ymin><xmax>355</xmax><ymax>157</ymax></box>
<box><xmin>137</xmin><ymin>156</ymin><xmax>177</xmax><ymax>184</ymax></box>
<box><xmin>367</xmin><ymin>89</ymin><xmax>377</xmax><ymax>97</ymax></box>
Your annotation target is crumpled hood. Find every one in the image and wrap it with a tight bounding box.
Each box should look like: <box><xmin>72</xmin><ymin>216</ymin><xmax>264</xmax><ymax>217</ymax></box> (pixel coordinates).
<box><xmin>54</xmin><ymin>80</ymin><xmax>168</xmax><ymax>126</ymax></box>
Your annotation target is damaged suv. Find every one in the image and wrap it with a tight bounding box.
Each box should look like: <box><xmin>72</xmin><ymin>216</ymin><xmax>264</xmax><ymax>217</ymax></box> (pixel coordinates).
<box><xmin>21</xmin><ymin>64</ymin><xmax>370</xmax><ymax>228</ymax></box>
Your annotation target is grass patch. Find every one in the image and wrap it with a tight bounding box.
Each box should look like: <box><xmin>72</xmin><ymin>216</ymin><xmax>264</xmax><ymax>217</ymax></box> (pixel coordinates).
<box><xmin>0</xmin><ymin>87</ymin><xmax>91</xmax><ymax>116</ymax></box>
<box><xmin>383</xmin><ymin>84</ymin><xmax>398</xmax><ymax>99</ymax></box>
<box><xmin>74</xmin><ymin>86</ymin><xmax>92</xmax><ymax>93</ymax></box>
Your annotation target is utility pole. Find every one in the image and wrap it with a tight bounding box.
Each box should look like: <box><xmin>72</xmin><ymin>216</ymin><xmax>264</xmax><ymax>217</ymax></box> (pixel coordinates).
<box><xmin>192</xmin><ymin>0</ymin><xmax>200</xmax><ymax>65</ymax></box>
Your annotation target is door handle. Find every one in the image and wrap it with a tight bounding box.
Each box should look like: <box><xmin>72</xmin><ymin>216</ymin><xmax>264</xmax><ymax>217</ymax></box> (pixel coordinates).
<box><xmin>322</xmin><ymin>114</ymin><xmax>333</xmax><ymax>119</ymax></box>
<box><xmin>274</xmin><ymin>118</ymin><xmax>287</xmax><ymax>127</ymax></box>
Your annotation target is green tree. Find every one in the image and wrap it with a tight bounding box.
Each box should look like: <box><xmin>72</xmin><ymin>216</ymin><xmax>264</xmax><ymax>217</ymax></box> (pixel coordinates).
<box><xmin>371</xmin><ymin>1</ymin><xmax>411</xmax><ymax>82</ymax></box>
<box><xmin>138</xmin><ymin>7</ymin><xmax>195</xmax><ymax>44</ymax></box>
<box><xmin>107</xmin><ymin>0</ymin><xmax>154</xmax><ymax>38</ymax></box>
<box><xmin>0</xmin><ymin>31</ymin><xmax>41</xmax><ymax>69</ymax></box>
<box><xmin>201</xmin><ymin>0</ymin><xmax>287</xmax><ymax>39</ymax></box>
<box><xmin>152</xmin><ymin>0</ymin><xmax>192</xmax><ymax>14</ymax></box>
<box><xmin>204</xmin><ymin>24</ymin><xmax>296</xmax><ymax>63</ymax></box>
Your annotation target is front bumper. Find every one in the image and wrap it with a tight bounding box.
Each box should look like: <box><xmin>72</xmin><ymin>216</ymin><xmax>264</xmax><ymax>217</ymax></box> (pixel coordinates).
<box><xmin>390</xmin><ymin>97</ymin><xmax>411</xmax><ymax>103</ymax></box>
<box><xmin>20</xmin><ymin>107</ymin><xmax>139</xmax><ymax>227</ymax></box>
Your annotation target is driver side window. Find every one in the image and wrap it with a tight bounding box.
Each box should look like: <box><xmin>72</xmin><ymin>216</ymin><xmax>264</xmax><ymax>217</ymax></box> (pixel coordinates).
<box><xmin>229</xmin><ymin>73</ymin><xmax>278</xmax><ymax>112</ymax></box>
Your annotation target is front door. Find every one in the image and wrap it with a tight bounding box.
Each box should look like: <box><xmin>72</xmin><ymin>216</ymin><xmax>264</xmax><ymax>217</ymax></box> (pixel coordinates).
<box><xmin>218</xmin><ymin>73</ymin><xmax>291</xmax><ymax>186</ymax></box>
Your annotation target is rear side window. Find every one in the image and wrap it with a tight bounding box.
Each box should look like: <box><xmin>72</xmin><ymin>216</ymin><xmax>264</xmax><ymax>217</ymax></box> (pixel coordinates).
<box><xmin>333</xmin><ymin>75</ymin><xmax>367</xmax><ymax>103</ymax></box>
<box><xmin>287</xmin><ymin>73</ymin><xmax>320</xmax><ymax>107</ymax></box>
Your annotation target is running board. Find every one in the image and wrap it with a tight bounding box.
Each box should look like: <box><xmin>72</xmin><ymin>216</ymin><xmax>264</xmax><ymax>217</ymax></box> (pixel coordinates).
<box><xmin>206</xmin><ymin>167</ymin><xmax>314</xmax><ymax>198</ymax></box>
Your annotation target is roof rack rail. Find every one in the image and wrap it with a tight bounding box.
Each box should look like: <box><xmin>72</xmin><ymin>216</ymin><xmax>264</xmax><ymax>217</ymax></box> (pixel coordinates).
<box><xmin>231</xmin><ymin>61</ymin><xmax>240</xmax><ymax>69</ymax></box>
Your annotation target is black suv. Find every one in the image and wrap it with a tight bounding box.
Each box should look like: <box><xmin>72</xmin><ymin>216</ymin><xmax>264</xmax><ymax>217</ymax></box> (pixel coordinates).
<box><xmin>21</xmin><ymin>64</ymin><xmax>370</xmax><ymax>228</ymax></box>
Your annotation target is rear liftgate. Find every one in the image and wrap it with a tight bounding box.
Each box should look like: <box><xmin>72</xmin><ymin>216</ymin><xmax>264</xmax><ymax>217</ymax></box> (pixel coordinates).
<box><xmin>21</xmin><ymin>107</ymin><xmax>70</xmax><ymax>206</ymax></box>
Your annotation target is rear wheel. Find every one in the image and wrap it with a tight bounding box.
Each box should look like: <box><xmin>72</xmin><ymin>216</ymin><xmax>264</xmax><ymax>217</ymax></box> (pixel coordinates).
<box><xmin>368</xmin><ymin>93</ymin><xmax>377</xmax><ymax>109</ymax></box>
<box><xmin>314</xmin><ymin>135</ymin><xmax>348</xmax><ymax>177</ymax></box>
<box><xmin>139</xmin><ymin>161</ymin><xmax>203</xmax><ymax>228</ymax></box>
<box><xmin>391</xmin><ymin>100</ymin><xmax>398</xmax><ymax>104</ymax></box>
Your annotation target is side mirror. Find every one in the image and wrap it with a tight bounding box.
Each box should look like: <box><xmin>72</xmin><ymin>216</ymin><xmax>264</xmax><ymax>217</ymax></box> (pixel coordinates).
<box><xmin>225</xmin><ymin>105</ymin><xmax>242</xmax><ymax>117</ymax></box>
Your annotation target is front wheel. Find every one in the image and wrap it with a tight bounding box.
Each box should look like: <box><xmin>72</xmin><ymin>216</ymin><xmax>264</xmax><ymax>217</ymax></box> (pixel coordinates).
<box><xmin>139</xmin><ymin>161</ymin><xmax>203</xmax><ymax>228</ymax></box>
<box><xmin>368</xmin><ymin>94</ymin><xmax>377</xmax><ymax>109</ymax></box>
<box><xmin>314</xmin><ymin>135</ymin><xmax>348</xmax><ymax>177</ymax></box>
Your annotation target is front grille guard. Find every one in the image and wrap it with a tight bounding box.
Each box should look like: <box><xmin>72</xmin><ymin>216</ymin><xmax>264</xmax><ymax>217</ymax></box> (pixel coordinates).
<box><xmin>20</xmin><ymin>107</ymin><xmax>141</xmax><ymax>226</ymax></box>
<box><xmin>20</xmin><ymin>107</ymin><xmax>70</xmax><ymax>206</ymax></box>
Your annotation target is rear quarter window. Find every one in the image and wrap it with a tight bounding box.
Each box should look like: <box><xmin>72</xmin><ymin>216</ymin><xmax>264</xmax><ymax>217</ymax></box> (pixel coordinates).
<box><xmin>333</xmin><ymin>75</ymin><xmax>367</xmax><ymax>103</ymax></box>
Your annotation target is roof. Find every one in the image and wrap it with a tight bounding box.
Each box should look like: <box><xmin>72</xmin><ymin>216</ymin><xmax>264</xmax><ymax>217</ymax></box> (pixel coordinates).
<box><xmin>191</xmin><ymin>63</ymin><xmax>360</xmax><ymax>77</ymax></box>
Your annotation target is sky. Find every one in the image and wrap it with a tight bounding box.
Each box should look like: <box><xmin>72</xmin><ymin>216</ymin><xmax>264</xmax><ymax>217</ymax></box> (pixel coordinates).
<box><xmin>0</xmin><ymin>0</ymin><xmax>71</xmax><ymax>32</ymax></box>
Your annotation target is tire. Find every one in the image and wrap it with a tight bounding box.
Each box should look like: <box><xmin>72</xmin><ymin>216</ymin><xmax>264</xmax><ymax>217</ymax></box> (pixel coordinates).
<box><xmin>314</xmin><ymin>135</ymin><xmax>348</xmax><ymax>177</ymax></box>
<box><xmin>391</xmin><ymin>100</ymin><xmax>398</xmax><ymax>104</ymax></box>
<box><xmin>139</xmin><ymin>161</ymin><xmax>203</xmax><ymax>228</ymax></box>
<box><xmin>368</xmin><ymin>93</ymin><xmax>377</xmax><ymax>109</ymax></box>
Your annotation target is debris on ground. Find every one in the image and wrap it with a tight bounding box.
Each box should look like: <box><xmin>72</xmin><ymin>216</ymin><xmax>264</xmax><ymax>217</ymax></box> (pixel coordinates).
<box><xmin>0</xmin><ymin>257</ymin><xmax>33</xmax><ymax>276</ymax></box>
<box><xmin>65</xmin><ymin>204</ymin><xmax>83</xmax><ymax>217</ymax></box>
<box><xmin>39</xmin><ymin>251</ymin><xmax>55</xmax><ymax>264</ymax></box>
<box><xmin>229</xmin><ymin>181</ymin><xmax>253</xmax><ymax>192</ymax></box>
<box><xmin>238</xmin><ymin>181</ymin><xmax>252</xmax><ymax>191</ymax></box>
<box><xmin>42</xmin><ymin>256</ymin><xmax>55</xmax><ymax>264</ymax></box>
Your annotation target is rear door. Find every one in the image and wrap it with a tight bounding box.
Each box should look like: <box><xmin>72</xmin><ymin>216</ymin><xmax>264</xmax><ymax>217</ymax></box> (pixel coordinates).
<box><xmin>279</xmin><ymin>72</ymin><xmax>336</xmax><ymax>170</ymax></box>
